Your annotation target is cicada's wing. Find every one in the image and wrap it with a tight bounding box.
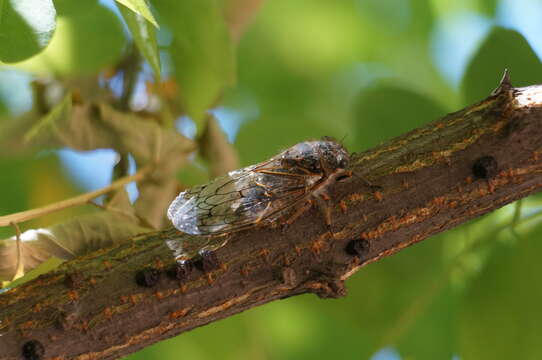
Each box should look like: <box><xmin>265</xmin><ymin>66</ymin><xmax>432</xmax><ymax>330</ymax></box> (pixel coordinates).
<box><xmin>166</xmin><ymin>236</ymin><xmax>227</xmax><ymax>263</ymax></box>
<box><xmin>166</xmin><ymin>158</ymin><xmax>322</xmax><ymax>262</ymax></box>
<box><xmin>167</xmin><ymin>162</ymin><xmax>313</xmax><ymax>236</ymax></box>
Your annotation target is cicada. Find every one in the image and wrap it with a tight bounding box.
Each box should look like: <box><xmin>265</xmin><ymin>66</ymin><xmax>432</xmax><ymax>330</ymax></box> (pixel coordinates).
<box><xmin>166</xmin><ymin>139</ymin><xmax>350</xmax><ymax>263</ymax></box>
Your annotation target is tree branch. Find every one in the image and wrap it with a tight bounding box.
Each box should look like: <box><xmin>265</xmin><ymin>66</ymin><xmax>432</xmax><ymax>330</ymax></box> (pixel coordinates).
<box><xmin>2</xmin><ymin>78</ymin><xmax>542</xmax><ymax>360</ymax></box>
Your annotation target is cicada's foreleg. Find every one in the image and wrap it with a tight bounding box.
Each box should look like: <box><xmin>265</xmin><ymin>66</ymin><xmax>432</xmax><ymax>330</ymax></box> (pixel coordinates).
<box><xmin>197</xmin><ymin>234</ymin><xmax>230</xmax><ymax>255</ymax></box>
<box><xmin>314</xmin><ymin>191</ymin><xmax>332</xmax><ymax>228</ymax></box>
<box><xmin>281</xmin><ymin>198</ymin><xmax>315</xmax><ymax>233</ymax></box>
<box><xmin>313</xmin><ymin>190</ymin><xmax>340</xmax><ymax>241</ymax></box>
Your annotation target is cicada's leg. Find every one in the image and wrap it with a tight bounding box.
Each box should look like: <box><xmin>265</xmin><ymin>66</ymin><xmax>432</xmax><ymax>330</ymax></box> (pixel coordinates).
<box><xmin>281</xmin><ymin>199</ymin><xmax>315</xmax><ymax>233</ymax></box>
<box><xmin>346</xmin><ymin>170</ymin><xmax>381</xmax><ymax>191</ymax></box>
<box><xmin>314</xmin><ymin>192</ymin><xmax>332</xmax><ymax>229</ymax></box>
<box><xmin>313</xmin><ymin>191</ymin><xmax>340</xmax><ymax>241</ymax></box>
<box><xmin>197</xmin><ymin>234</ymin><xmax>230</xmax><ymax>256</ymax></box>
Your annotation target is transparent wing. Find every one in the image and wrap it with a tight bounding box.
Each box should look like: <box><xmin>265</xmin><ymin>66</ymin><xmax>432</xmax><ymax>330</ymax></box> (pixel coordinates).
<box><xmin>166</xmin><ymin>236</ymin><xmax>227</xmax><ymax>263</ymax></box>
<box><xmin>167</xmin><ymin>163</ymin><xmax>314</xmax><ymax>236</ymax></box>
<box><xmin>166</xmin><ymin>157</ymin><xmax>322</xmax><ymax>262</ymax></box>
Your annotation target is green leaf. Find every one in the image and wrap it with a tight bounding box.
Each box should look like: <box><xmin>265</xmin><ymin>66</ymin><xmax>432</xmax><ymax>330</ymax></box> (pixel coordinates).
<box><xmin>24</xmin><ymin>92</ymin><xmax>72</xmax><ymax>144</ymax></box>
<box><xmin>12</xmin><ymin>0</ymin><xmax>125</xmax><ymax>75</ymax></box>
<box><xmin>118</xmin><ymin>1</ymin><xmax>161</xmax><ymax>78</ymax></box>
<box><xmin>116</xmin><ymin>0</ymin><xmax>158</xmax><ymax>28</ymax></box>
<box><xmin>461</xmin><ymin>27</ymin><xmax>542</xmax><ymax>105</ymax></box>
<box><xmin>459</xmin><ymin>225</ymin><xmax>542</xmax><ymax>360</ymax></box>
<box><xmin>353</xmin><ymin>84</ymin><xmax>447</xmax><ymax>151</ymax></box>
<box><xmin>153</xmin><ymin>0</ymin><xmax>236</xmax><ymax>125</ymax></box>
<box><xmin>0</xmin><ymin>0</ymin><xmax>57</xmax><ymax>63</ymax></box>
<box><xmin>479</xmin><ymin>0</ymin><xmax>499</xmax><ymax>16</ymax></box>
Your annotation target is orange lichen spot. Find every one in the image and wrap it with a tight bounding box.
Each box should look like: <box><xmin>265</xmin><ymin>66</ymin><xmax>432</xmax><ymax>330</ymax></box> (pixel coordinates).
<box><xmin>68</xmin><ymin>290</ymin><xmax>79</xmax><ymax>302</ymax></box>
<box><xmin>403</xmin><ymin>214</ymin><xmax>418</xmax><ymax>225</ymax></box>
<box><xmin>409</xmin><ymin>234</ymin><xmax>423</xmax><ymax>244</ymax></box>
<box><xmin>311</xmin><ymin>239</ymin><xmax>327</xmax><ymax>255</ymax></box>
<box><xmin>103</xmin><ymin>260</ymin><xmax>112</xmax><ymax>271</ymax></box>
<box><xmin>418</xmin><ymin>208</ymin><xmax>431</xmax><ymax>217</ymax></box>
<box><xmin>362</xmin><ymin>214</ymin><xmax>368</xmax><ymax>222</ymax></box>
<box><xmin>154</xmin><ymin>291</ymin><xmax>165</xmax><ymax>300</ymax></box>
<box><xmin>402</xmin><ymin>179</ymin><xmax>410</xmax><ymax>189</ymax></box>
<box><xmin>206</xmin><ymin>273</ymin><xmax>214</xmax><ymax>285</ymax></box>
<box><xmin>130</xmin><ymin>294</ymin><xmax>139</xmax><ymax>305</ymax></box>
<box><xmin>532</xmin><ymin>151</ymin><xmax>540</xmax><ymax>162</ymax></box>
<box><xmin>478</xmin><ymin>186</ymin><xmax>488</xmax><ymax>196</ymax></box>
<box><xmin>374</xmin><ymin>191</ymin><xmax>383</xmax><ymax>202</ymax></box>
<box><xmin>103</xmin><ymin>307</ymin><xmax>113</xmax><ymax>320</ymax></box>
<box><xmin>432</xmin><ymin>196</ymin><xmax>446</xmax><ymax>206</ymax></box>
<box><xmin>220</xmin><ymin>263</ymin><xmax>228</xmax><ymax>272</ymax></box>
<box><xmin>154</xmin><ymin>258</ymin><xmax>165</xmax><ymax>269</ymax></box>
<box><xmin>259</xmin><ymin>248</ymin><xmax>270</xmax><ymax>263</ymax></box>
<box><xmin>488</xmin><ymin>181</ymin><xmax>496</xmax><ymax>193</ymax></box>
<box><xmin>294</xmin><ymin>245</ymin><xmax>303</xmax><ymax>256</ymax></box>
<box><xmin>283</xmin><ymin>254</ymin><xmax>291</xmax><ymax>266</ymax></box>
<box><xmin>449</xmin><ymin>201</ymin><xmax>458</xmax><ymax>208</ymax></box>
<box><xmin>89</xmin><ymin>278</ymin><xmax>97</xmax><ymax>286</ymax></box>
<box><xmin>32</xmin><ymin>304</ymin><xmax>42</xmax><ymax>313</ymax></box>
<box><xmin>19</xmin><ymin>320</ymin><xmax>35</xmax><ymax>330</ymax></box>
<box><xmin>339</xmin><ymin>200</ymin><xmax>348</xmax><ymax>214</ymax></box>
<box><xmin>347</xmin><ymin>193</ymin><xmax>364</xmax><ymax>203</ymax></box>
<box><xmin>465</xmin><ymin>176</ymin><xmax>473</xmax><ymax>184</ymax></box>
<box><xmin>435</xmin><ymin>122</ymin><xmax>445</xmax><ymax>129</ymax></box>
<box><xmin>240</xmin><ymin>264</ymin><xmax>251</xmax><ymax>278</ymax></box>
<box><xmin>170</xmin><ymin>307</ymin><xmax>191</xmax><ymax>319</ymax></box>
<box><xmin>388</xmin><ymin>216</ymin><xmax>400</xmax><ymax>231</ymax></box>
<box><xmin>179</xmin><ymin>284</ymin><xmax>188</xmax><ymax>293</ymax></box>
<box><xmin>120</xmin><ymin>295</ymin><xmax>129</xmax><ymax>304</ymax></box>
<box><xmin>81</xmin><ymin>320</ymin><xmax>89</xmax><ymax>332</ymax></box>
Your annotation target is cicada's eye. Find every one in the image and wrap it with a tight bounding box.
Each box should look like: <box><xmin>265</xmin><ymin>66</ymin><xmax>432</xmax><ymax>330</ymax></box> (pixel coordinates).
<box><xmin>281</xmin><ymin>157</ymin><xmax>297</xmax><ymax>168</ymax></box>
<box><xmin>300</xmin><ymin>156</ymin><xmax>320</xmax><ymax>172</ymax></box>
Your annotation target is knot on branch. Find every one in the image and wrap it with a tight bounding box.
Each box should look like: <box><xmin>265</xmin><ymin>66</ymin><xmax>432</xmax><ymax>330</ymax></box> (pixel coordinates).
<box><xmin>472</xmin><ymin>156</ymin><xmax>499</xmax><ymax>179</ymax></box>
<box><xmin>305</xmin><ymin>277</ymin><xmax>347</xmax><ymax>299</ymax></box>
<box><xmin>22</xmin><ymin>340</ymin><xmax>45</xmax><ymax>360</ymax></box>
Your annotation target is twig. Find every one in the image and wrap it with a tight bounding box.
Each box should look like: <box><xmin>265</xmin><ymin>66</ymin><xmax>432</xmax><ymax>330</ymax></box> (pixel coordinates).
<box><xmin>9</xmin><ymin>222</ymin><xmax>25</xmax><ymax>281</ymax></box>
<box><xmin>0</xmin><ymin>166</ymin><xmax>151</xmax><ymax>227</ymax></box>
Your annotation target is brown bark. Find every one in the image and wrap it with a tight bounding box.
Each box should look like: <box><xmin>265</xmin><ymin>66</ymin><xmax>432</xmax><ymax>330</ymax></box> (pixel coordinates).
<box><xmin>1</xmin><ymin>76</ymin><xmax>542</xmax><ymax>360</ymax></box>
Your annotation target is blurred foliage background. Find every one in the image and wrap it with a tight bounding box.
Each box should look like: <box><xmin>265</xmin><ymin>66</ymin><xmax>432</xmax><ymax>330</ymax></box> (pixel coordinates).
<box><xmin>1</xmin><ymin>0</ymin><xmax>542</xmax><ymax>359</ymax></box>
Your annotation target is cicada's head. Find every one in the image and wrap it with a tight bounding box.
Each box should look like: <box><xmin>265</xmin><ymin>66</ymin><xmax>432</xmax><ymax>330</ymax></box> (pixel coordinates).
<box><xmin>318</xmin><ymin>139</ymin><xmax>349</xmax><ymax>171</ymax></box>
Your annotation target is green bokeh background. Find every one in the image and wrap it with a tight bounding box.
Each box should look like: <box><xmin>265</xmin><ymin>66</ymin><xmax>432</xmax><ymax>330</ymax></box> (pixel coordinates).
<box><xmin>2</xmin><ymin>0</ymin><xmax>542</xmax><ymax>359</ymax></box>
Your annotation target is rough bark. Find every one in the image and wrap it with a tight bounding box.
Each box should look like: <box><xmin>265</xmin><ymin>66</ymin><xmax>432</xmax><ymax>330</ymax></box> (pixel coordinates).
<box><xmin>1</xmin><ymin>77</ymin><xmax>542</xmax><ymax>360</ymax></box>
